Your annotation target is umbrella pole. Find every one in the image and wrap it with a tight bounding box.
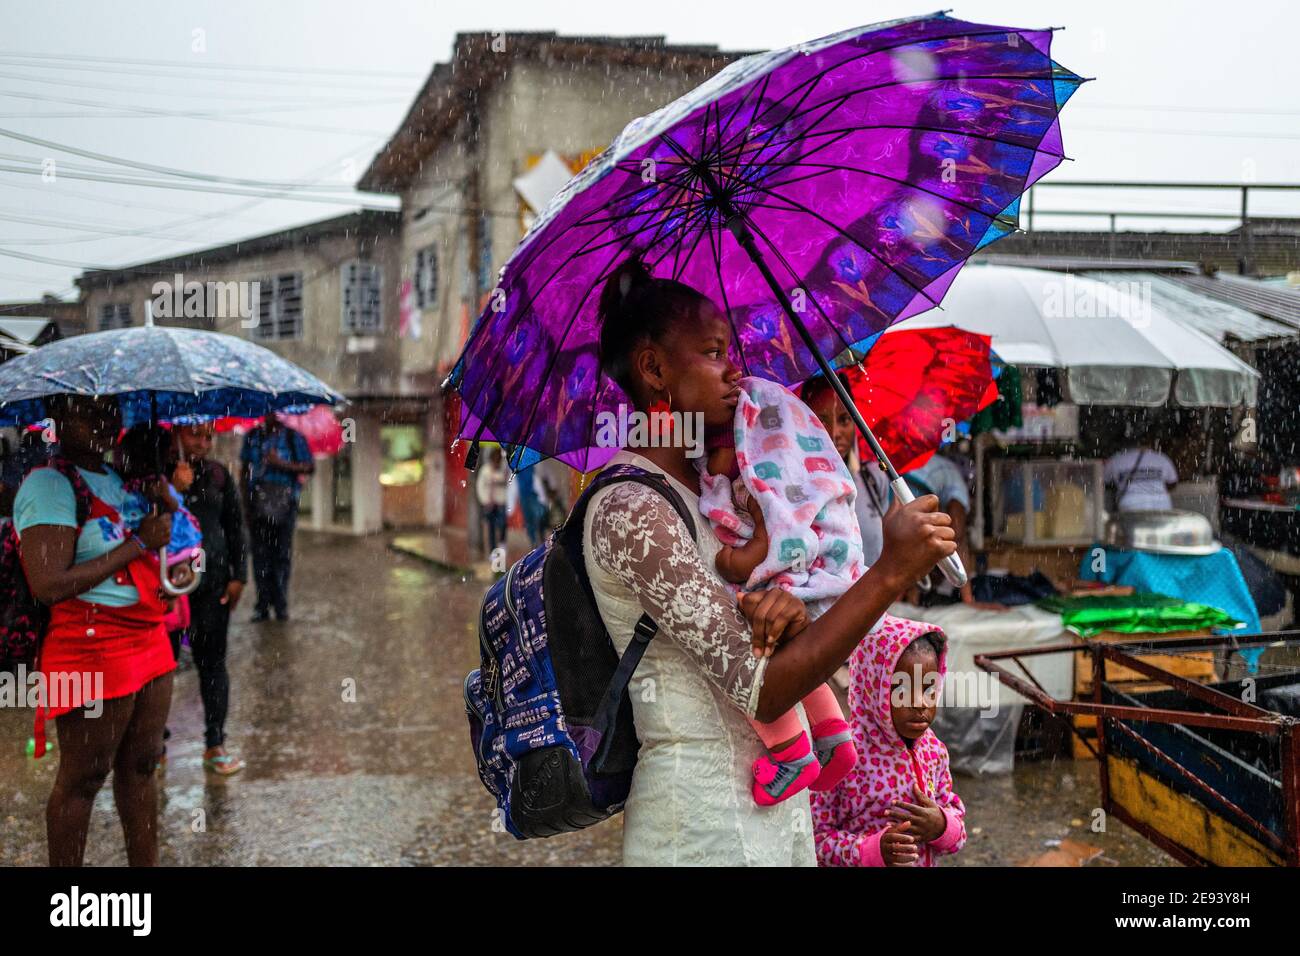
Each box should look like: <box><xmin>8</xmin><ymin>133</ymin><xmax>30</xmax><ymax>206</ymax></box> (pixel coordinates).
<box><xmin>722</xmin><ymin>212</ymin><xmax>967</xmax><ymax>588</ymax></box>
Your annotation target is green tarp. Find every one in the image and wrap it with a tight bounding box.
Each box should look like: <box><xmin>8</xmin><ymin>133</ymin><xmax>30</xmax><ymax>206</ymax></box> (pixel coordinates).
<box><xmin>1036</xmin><ymin>592</ymin><xmax>1243</xmax><ymax>637</ymax></box>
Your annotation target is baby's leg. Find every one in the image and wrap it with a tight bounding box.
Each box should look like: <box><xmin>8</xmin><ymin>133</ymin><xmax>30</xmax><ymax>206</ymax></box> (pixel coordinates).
<box><xmin>803</xmin><ymin>682</ymin><xmax>857</xmax><ymax>793</ymax></box>
<box><xmin>749</xmin><ymin>710</ymin><xmax>804</xmax><ymax>753</ymax></box>
<box><xmin>802</xmin><ymin>681</ymin><xmax>843</xmax><ymax>727</ymax></box>
<box><xmin>748</xmin><ymin>711</ymin><xmax>819</xmax><ymax>807</ymax></box>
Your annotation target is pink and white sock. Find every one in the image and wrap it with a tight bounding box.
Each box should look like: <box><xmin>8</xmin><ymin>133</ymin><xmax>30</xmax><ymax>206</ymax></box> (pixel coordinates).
<box><xmin>752</xmin><ymin>732</ymin><xmax>820</xmax><ymax>807</ymax></box>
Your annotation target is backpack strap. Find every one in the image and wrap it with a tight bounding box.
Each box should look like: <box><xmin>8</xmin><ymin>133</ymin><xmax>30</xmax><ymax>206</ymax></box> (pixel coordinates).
<box><xmin>589</xmin><ymin>611</ymin><xmax>659</xmax><ymax>771</ymax></box>
<box><xmin>1115</xmin><ymin>448</ymin><xmax>1148</xmax><ymax>508</ymax></box>
<box><xmin>45</xmin><ymin>458</ymin><xmax>96</xmax><ymax>528</ymax></box>
<box><xmin>558</xmin><ymin>464</ymin><xmax>699</xmax><ymax>772</ymax></box>
<box><xmin>562</xmin><ymin>464</ymin><xmax>698</xmax><ymax>544</ymax></box>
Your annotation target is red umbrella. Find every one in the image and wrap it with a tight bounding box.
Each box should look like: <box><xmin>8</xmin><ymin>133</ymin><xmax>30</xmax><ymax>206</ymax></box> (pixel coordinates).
<box><xmin>204</xmin><ymin>405</ymin><xmax>344</xmax><ymax>457</ymax></box>
<box><xmin>845</xmin><ymin>327</ymin><xmax>997</xmax><ymax>474</ymax></box>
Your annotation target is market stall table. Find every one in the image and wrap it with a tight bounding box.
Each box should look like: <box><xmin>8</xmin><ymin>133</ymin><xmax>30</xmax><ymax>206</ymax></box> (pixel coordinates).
<box><xmin>1078</xmin><ymin>545</ymin><xmax>1260</xmax><ymax>634</ymax></box>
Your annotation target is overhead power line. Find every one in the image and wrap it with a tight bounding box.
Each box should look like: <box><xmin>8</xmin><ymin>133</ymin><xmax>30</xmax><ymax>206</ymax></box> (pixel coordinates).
<box><xmin>0</xmin><ymin>246</ymin><xmax>115</xmax><ymax>269</ymax></box>
<box><xmin>0</xmin><ymin>127</ymin><xmax>367</xmax><ymax>190</ymax></box>
<box><xmin>0</xmin><ymin>162</ymin><xmax>393</xmax><ymax>207</ymax></box>
<box><xmin>0</xmin><ymin>90</ymin><xmax>392</xmax><ymax>136</ymax></box>
<box><xmin>0</xmin><ymin>68</ymin><xmax>415</xmax><ymax>104</ymax></box>
<box><xmin>0</xmin><ymin>55</ymin><xmax>418</xmax><ymax>91</ymax></box>
<box><xmin>0</xmin><ymin>50</ymin><xmax>424</xmax><ymax>79</ymax></box>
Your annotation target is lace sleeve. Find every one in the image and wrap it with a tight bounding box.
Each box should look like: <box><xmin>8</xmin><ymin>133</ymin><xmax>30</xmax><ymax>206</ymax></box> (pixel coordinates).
<box><xmin>588</xmin><ymin>481</ymin><xmax>767</xmax><ymax>720</ymax></box>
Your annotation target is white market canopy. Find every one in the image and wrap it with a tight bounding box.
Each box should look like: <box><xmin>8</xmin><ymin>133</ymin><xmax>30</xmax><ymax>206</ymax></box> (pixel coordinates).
<box><xmin>891</xmin><ymin>264</ymin><xmax>1259</xmax><ymax>407</ymax></box>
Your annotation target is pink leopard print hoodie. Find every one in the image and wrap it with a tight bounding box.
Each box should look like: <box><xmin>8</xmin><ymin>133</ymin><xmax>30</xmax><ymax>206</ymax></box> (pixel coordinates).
<box><xmin>812</xmin><ymin>615</ymin><xmax>967</xmax><ymax>866</ymax></box>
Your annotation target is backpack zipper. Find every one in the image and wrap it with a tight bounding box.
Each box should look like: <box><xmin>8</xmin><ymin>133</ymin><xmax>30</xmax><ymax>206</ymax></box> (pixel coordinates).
<box><xmin>463</xmin><ymin>671</ymin><xmax>494</xmax><ymax>766</ymax></box>
<box><xmin>480</xmin><ymin>560</ymin><xmax>520</xmax><ymax>705</ymax></box>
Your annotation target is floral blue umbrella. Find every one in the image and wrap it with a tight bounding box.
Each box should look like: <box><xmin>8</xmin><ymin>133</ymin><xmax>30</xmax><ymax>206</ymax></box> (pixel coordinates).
<box><xmin>0</xmin><ymin>317</ymin><xmax>343</xmax><ymax>426</ymax></box>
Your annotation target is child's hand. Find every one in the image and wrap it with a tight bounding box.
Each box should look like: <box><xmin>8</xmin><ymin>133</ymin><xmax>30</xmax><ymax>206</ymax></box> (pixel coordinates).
<box><xmin>885</xmin><ymin>784</ymin><xmax>947</xmax><ymax>843</ymax></box>
<box><xmin>172</xmin><ymin>460</ymin><xmax>194</xmax><ymax>493</ymax></box>
<box><xmin>738</xmin><ymin>588</ymin><xmax>808</xmax><ymax>658</ymax></box>
<box><xmin>880</xmin><ymin>821</ymin><xmax>919</xmax><ymax>867</ymax></box>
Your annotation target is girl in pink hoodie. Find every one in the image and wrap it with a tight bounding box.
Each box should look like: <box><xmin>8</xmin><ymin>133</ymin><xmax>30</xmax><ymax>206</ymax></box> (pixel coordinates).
<box><xmin>812</xmin><ymin>615</ymin><xmax>967</xmax><ymax>866</ymax></box>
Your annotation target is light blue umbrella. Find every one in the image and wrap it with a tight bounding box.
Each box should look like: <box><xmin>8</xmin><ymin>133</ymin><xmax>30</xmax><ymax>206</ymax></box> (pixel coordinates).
<box><xmin>0</xmin><ymin>312</ymin><xmax>343</xmax><ymax>426</ymax></box>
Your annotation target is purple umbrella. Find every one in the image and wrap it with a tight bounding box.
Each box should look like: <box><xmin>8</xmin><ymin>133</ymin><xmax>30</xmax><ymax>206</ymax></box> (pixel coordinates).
<box><xmin>446</xmin><ymin>12</ymin><xmax>1084</xmax><ymax>582</ymax></box>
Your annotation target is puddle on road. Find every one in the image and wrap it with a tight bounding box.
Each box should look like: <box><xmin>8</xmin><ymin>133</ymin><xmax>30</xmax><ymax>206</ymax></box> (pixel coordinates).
<box><xmin>0</xmin><ymin>533</ymin><xmax>1169</xmax><ymax>867</ymax></box>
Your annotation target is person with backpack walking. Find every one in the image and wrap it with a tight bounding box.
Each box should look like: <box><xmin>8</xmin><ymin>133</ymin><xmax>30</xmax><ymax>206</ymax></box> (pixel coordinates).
<box><xmin>239</xmin><ymin>415</ymin><xmax>312</xmax><ymax>622</ymax></box>
<box><xmin>10</xmin><ymin>394</ymin><xmax>175</xmax><ymax>866</ymax></box>
<box><xmin>578</xmin><ymin>259</ymin><xmax>956</xmax><ymax>865</ymax></box>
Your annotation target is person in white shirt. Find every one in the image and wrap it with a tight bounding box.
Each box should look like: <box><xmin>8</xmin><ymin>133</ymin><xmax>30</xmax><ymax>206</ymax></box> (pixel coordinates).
<box><xmin>1104</xmin><ymin>444</ymin><xmax>1178</xmax><ymax>512</ymax></box>
<box><xmin>475</xmin><ymin>447</ymin><xmax>509</xmax><ymax>556</ymax></box>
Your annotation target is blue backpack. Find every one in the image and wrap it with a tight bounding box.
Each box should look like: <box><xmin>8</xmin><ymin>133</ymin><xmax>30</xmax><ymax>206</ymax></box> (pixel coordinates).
<box><xmin>464</xmin><ymin>464</ymin><xmax>695</xmax><ymax>839</ymax></box>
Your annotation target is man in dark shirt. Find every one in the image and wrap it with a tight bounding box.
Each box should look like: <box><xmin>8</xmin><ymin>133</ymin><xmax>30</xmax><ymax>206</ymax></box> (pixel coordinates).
<box><xmin>239</xmin><ymin>415</ymin><xmax>313</xmax><ymax>622</ymax></box>
<box><xmin>175</xmin><ymin>423</ymin><xmax>249</xmax><ymax>775</ymax></box>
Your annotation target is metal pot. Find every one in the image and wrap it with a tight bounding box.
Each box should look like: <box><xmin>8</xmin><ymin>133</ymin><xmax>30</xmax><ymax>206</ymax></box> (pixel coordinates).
<box><xmin>1103</xmin><ymin>509</ymin><xmax>1221</xmax><ymax>556</ymax></box>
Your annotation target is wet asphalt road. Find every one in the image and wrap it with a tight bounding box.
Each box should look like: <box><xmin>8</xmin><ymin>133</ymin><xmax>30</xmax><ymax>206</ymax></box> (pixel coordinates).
<box><xmin>0</xmin><ymin>531</ymin><xmax>1170</xmax><ymax>866</ymax></box>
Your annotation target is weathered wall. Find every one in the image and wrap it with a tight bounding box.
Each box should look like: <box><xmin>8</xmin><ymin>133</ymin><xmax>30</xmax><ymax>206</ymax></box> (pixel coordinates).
<box><xmin>79</xmin><ymin>226</ymin><xmax>402</xmax><ymax>399</ymax></box>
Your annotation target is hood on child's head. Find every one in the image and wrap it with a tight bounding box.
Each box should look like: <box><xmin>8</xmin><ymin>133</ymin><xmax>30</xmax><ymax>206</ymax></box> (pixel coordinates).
<box><xmin>848</xmin><ymin>615</ymin><xmax>948</xmax><ymax>745</ymax></box>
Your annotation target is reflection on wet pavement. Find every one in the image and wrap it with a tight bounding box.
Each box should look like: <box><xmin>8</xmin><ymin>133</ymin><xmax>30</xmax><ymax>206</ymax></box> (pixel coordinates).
<box><xmin>0</xmin><ymin>532</ymin><xmax>1169</xmax><ymax>866</ymax></box>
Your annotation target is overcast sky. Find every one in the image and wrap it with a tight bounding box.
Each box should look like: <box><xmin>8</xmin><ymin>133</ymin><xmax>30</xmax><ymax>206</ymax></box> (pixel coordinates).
<box><xmin>2</xmin><ymin>0</ymin><xmax>1297</xmax><ymax>303</ymax></box>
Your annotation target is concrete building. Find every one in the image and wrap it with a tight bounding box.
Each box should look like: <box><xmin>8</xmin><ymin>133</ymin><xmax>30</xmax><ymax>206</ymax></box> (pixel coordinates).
<box><xmin>0</xmin><ymin>293</ymin><xmax>85</xmax><ymax>340</ymax></box>
<box><xmin>358</xmin><ymin>31</ymin><xmax>752</xmax><ymax>540</ymax></box>
<box><xmin>75</xmin><ymin>211</ymin><xmax>407</xmax><ymax>534</ymax></box>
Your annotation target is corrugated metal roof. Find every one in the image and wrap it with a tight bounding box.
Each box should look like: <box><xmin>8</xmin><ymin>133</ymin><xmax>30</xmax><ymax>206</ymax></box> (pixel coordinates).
<box><xmin>1085</xmin><ymin>272</ymin><xmax>1296</xmax><ymax>343</ymax></box>
<box><xmin>1165</xmin><ymin>274</ymin><xmax>1300</xmax><ymax>333</ymax></box>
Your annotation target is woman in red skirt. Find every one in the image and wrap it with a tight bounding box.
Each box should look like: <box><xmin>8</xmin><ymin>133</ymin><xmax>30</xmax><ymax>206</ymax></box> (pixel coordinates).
<box><xmin>13</xmin><ymin>394</ymin><xmax>175</xmax><ymax>866</ymax></box>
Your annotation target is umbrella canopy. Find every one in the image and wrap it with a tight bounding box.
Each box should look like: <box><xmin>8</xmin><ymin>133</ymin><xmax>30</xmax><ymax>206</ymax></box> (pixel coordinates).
<box><xmin>843</xmin><ymin>326</ymin><xmax>997</xmax><ymax>473</ymax></box>
<box><xmin>446</xmin><ymin>12</ymin><xmax>1083</xmax><ymax>472</ymax></box>
<box><xmin>0</xmin><ymin>323</ymin><xmax>344</xmax><ymax>426</ymax></box>
<box><xmin>204</xmin><ymin>405</ymin><xmax>345</xmax><ymax>457</ymax></box>
<box><xmin>892</xmin><ymin>265</ymin><xmax>1260</xmax><ymax>407</ymax></box>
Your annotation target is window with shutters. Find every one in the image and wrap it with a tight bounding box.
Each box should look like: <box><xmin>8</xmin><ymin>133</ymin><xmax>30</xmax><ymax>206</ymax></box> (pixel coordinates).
<box><xmin>251</xmin><ymin>273</ymin><xmax>303</xmax><ymax>341</ymax></box>
<box><xmin>341</xmin><ymin>260</ymin><xmax>382</xmax><ymax>335</ymax></box>
<box><xmin>414</xmin><ymin>245</ymin><xmax>438</xmax><ymax>310</ymax></box>
<box><xmin>98</xmin><ymin>302</ymin><xmax>131</xmax><ymax>330</ymax></box>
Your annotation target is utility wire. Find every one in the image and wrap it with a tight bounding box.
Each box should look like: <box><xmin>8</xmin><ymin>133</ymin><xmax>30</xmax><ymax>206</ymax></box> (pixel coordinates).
<box><xmin>0</xmin><ymin>171</ymin><xmax>345</xmax><ymax>226</ymax></box>
<box><xmin>0</xmin><ymin>127</ymin><xmax>366</xmax><ymax>190</ymax></box>
<box><xmin>0</xmin><ymin>50</ymin><xmax>424</xmax><ymax>79</ymax></box>
<box><xmin>0</xmin><ymin>67</ymin><xmax>417</xmax><ymax>103</ymax></box>
<box><xmin>0</xmin><ymin>57</ymin><xmax>418</xmax><ymax>91</ymax></box>
<box><xmin>6</xmin><ymin>145</ymin><xmax>386</xmax><ymax>280</ymax></box>
<box><xmin>0</xmin><ymin>165</ymin><xmax>390</xmax><ymax>207</ymax></box>
<box><xmin>0</xmin><ymin>91</ymin><xmax>391</xmax><ymax>136</ymax></box>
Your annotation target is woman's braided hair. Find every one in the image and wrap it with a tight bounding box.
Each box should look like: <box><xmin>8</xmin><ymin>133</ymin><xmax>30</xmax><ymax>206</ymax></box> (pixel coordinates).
<box><xmin>597</xmin><ymin>256</ymin><xmax>712</xmax><ymax>400</ymax></box>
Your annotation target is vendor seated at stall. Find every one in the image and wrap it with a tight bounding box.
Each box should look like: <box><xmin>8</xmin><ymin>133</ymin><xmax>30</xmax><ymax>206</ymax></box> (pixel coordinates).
<box><xmin>1104</xmin><ymin>434</ymin><xmax>1178</xmax><ymax>512</ymax></box>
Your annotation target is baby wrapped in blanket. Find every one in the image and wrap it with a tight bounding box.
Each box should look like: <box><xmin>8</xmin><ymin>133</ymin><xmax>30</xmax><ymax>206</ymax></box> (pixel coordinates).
<box><xmin>698</xmin><ymin>375</ymin><xmax>864</xmax><ymax>806</ymax></box>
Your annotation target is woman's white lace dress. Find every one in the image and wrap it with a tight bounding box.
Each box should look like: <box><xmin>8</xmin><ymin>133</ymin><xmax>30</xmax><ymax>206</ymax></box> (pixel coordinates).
<box><xmin>583</xmin><ymin>450</ymin><xmax>817</xmax><ymax>866</ymax></box>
